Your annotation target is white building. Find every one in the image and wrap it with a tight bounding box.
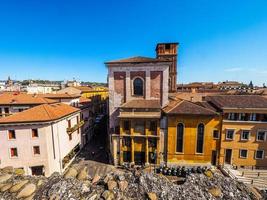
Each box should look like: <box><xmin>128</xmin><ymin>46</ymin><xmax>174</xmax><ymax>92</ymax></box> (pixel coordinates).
<box><xmin>0</xmin><ymin>103</ymin><xmax>83</xmax><ymax>176</ymax></box>
<box><xmin>27</xmin><ymin>83</ymin><xmax>61</xmax><ymax>94</ymax></box>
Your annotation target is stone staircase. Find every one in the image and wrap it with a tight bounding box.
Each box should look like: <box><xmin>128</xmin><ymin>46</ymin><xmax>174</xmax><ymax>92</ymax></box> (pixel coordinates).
<box><xmin>222</xmin><ymin>165</ymin><xmax>267</xmax><ymax>191</ymax></box>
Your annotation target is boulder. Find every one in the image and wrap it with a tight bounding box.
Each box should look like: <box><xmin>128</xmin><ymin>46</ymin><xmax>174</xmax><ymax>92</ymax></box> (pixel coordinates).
<box><xmin>2</xmin><ymin>166</ymin><xmax>14</xmax><ymax>174</ymax></box>
<box><xmin>107</xmin><ymin>180</ymin><xmax>117</xmax><ymax>191</ymax></box>
<box><xmin>208</xmin><ymin>187</ymin><xmax>222</xmax><ymax>197</ymax></box>
<box><xmin>92</xmin><ymin>174</ymin><xmax>101</xmax><ymax>184</ymax></box>
<box><xmin>118</xmin><ymin>180</ymin><xmax>128</xmax><ymax>191</ymax></box>
<box><xmin>102</xmin><ymin>190</ymin><xmax>115</xmax><ymax>200</ymax></box>
<box><xmin>0</xmin><ymin>174</ymin><xmax>12</xmax><ymax>183</ymax></box>
<box><xmin>0</xmin><ymin>183</ymin><xmax>13</xmax><ymax>192</ymax></box>
<box><xmin>10</xmin><ymin>180</ymin><xmax>29</xmax><ymax>193</ymax></box>
<box><xmin>16</xmin><ymin>183</ymin><xmax>36</xmax><ymax>198</ymax></box>
<box><xmin>204</xmin><ymin>170</ymin><xmax>213</xmax><ymax>178</ymax></box>
<box><xmin>14</xmin><ymin>168</ymin><xmax>25</xmax><ymax>176</ymax></box>
<box><xmin>147</xmin><ymin>192</ymin><xmax>157</xmax><ymax>200</ymax></box>
<box><xmin>64</xmin><ymin>167</ymin><xmax>78</xmax><ymax>179</ymax></box>
<box><xmin>77</xmin><ymin>167</ymin><xmax>88</xmax><ymax>180</ymax></box>
<box><xmin>37</xmin><ymin>179</ymin><xmax>44</xmax><ymax>186</ymax></box>
<box><xmin>24</xmin><ymin>193</ymin><xmax>35</xmax><ymax>200</ymax></box>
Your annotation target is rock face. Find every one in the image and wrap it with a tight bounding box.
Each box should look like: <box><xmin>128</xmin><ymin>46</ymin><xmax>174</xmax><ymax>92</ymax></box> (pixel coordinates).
<box><xmin>0</xmin><ymin>166</ymin><xmax>256</xmax><ymax>200</ymax></box>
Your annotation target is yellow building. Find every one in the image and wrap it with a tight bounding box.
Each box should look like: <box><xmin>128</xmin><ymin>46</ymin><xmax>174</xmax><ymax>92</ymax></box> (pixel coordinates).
<box><xmin>117</xmin><ymin>100</ymin><xmax>161</xmax><ymax>165</ymax></box>
<box><xmin>57</xmin><ymin>86</ymin><xmax>108</xmax><ymax>100</ymax></box>
<box><xmin>163</xmin><ymin>98</ymin><xmax>221</xmax><ymax>166</ymax></box>
<box><xmin>206</xmin><ymin>95</ymin><xmax>267</xmax><ymax>169</ymax></box>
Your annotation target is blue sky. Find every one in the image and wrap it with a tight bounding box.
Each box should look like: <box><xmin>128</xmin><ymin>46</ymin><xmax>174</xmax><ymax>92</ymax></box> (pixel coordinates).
<box><xmin>0</xmin><ymin>0</ymin><xmax>267</xmax><ymax>85</ymax></box>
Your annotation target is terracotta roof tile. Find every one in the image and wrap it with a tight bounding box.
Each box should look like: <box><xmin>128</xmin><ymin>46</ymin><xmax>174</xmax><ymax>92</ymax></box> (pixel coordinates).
<box><xmin>120</xmin><ymin>100</ymin><xmax>161</xmax><ymax>109</ymax></box>
<box><xmin>0</xmin><ymin>103</ymin><xmax>80</xmax><ymax>124</ymax></box>
<box><xmin>37</xmin><ymin>93</ymin><xmax>81</xmax><ymax>99</ymax></box>
<box><xmin>206</xmin><ymin>95</ymin><xmax>267</xmax><ymax>109</ymax></box>
<box><xmin>163</xmin><ymin>98</ymin><xmax>217</xmax><ymax>115</ymax></box>
<box><xmin>105</xmin><ymin>56</ymin><xmax>170</xmax><ymax>64</ymax></box>
<box><xmin>0</xmin><ymin>92</ymin><xmax>56</xmax><ymax>105</ymax></box>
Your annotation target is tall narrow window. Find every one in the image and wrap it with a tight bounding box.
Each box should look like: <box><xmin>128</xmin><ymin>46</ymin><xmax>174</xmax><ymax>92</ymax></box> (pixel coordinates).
<box><xmin>176</xmin><ymin>123</ymin><xmax>184</xmax><ymax>152</ymax></box>
<box><xmin>196</xmin><ymin>123</ymin><xmax>205</xmax><ymax>153</ymax></box>
<box><xmin>133</xmin><ymin>78</ymin><xmax>143</xmax><ymax>96</ymax></box>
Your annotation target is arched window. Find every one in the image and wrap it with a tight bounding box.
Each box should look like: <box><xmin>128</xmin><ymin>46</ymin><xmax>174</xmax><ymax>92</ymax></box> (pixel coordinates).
<box><xmin>196</xmin><ymin>123</ymin><xmax>205</xmax><ymax>153</ymax></box>
<box><xmin>133</xmin><ymin>78</ymin><xmax>143</xmax><ymax>96</ymax></box>
<box><xmin>176</xmin><ymin>123</ymin><xmax>184</xmax><ymax>152</ymax></box>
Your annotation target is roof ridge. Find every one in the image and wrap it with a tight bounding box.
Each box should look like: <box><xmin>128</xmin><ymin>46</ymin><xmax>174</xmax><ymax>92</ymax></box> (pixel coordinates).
<box><xmin>42</xmin><ymin>104</ymin><xmax>55</xmax><ymax>120</ymax></box>
<box><xmin>193</xmin><ymin>101</ymin><xmax>218</xmax><ymax>114</ymax></box>
<box><xmin>165</xmin><ymin>99</ymin><xmax>184</xmax><ymax>113</ymax></box>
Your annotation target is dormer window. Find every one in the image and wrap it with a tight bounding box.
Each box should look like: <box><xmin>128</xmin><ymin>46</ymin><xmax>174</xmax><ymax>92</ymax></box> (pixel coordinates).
<box><xmin>133</xmin><ymin>78</ymin><xmax>143</xmax><ymax>96</ymax></box>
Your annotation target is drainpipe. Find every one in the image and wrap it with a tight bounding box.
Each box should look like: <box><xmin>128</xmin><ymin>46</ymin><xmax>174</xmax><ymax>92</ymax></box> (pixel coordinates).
<box><xmin>56</xmin><ymin>123</ymin><xmax>62</xmax><ymax>174</ymax></box>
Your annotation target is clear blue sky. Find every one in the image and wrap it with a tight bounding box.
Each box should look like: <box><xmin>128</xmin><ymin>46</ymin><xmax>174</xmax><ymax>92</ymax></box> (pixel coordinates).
<box><xmin>0</xmin><ymin>0</ymin><xmax>267</xmax><ymax>85</ymax></box>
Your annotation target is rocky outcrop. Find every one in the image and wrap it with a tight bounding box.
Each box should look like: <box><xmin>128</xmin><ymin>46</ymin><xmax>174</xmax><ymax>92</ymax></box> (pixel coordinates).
<box><xmin>0</xmin><ymin>166</ymin><xmax>256</xmax><ymax>200</ymax></box>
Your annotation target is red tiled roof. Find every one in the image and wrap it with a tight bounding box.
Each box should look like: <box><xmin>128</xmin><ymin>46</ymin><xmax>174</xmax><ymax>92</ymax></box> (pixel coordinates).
<box><xmin>206</xmin><ymin>95</ymin><xmax>267</xmax><ymax>109</ymax></box>
<box><xmin>120</xmin><ymin>99</ymin><xmax>161</xmax><ymax>109</ymax></box>
<box><xmin>37</xmin><ymin>93</ymin><xmax>81</xmax><ymax>99</ymax></box>
<box><xmin>105</xmin><ymin>56</ymin><xmax>170</xmax><ymax>64</ymax></box>
<box><xmin>163</xmin><ymin>98</ymin><xmax>218</xmax><ymax>115</ymax></box>
<box><xmin>0</xmin><ymin>103</ymin><xmax>80</xmax><ymax>124</ymax></box>
<box><xmin>0</xmin><ymin>92</ymin><xmax>56</xmax><ymax>105</ymax></box>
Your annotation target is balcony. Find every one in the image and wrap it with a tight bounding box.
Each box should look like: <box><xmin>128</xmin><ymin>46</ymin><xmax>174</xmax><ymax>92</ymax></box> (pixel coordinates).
<box><xmin>67</xmin><ymin>120</ymin><xmax>85</xmax><ymax>134</ymax></box>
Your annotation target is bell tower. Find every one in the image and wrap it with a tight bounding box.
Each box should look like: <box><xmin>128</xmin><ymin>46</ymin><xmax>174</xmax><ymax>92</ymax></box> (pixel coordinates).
<box><xmin>156</xmin><ymin>43</ymin><xmax>178</xmax><ymax>92</ymax></box>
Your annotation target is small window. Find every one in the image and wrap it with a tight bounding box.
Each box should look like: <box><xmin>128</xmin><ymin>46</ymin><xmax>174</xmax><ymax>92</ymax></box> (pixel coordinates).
<box><xmin>149</xmin><ymin>121</ymin><xmax>157</xmax><ymax>132</ymax></box>
<box><xmin>8</xmin><ymin>130</ymin><xmax>16</xmax><ymax>140</ymax></box>
<box><xmin>165</xmin><ymin>44</ymin><xmax>171</xmax><ymax>50</ymax></box>
<box><xmin>213</xmin><ymin>130</ymin><xmax>219</xmax><ymax>139</ymax></box>
<box><xmin>257</xmin><ymin>131</ymin><xmax>266</xmax><ymax>141</ymax></box>
<box><xmin>33</xmin><ymin>146</ymin><xmax>40</xmax><ymax>155</ymax></box>
<box><xmin>123</xmin><ymin>138</ymin><xmax>131</xmax><ymax>147</ymax></box>
<box><xmin>240</xmin><ymin>149</ymin><xmax>248</xmax><ymax>158</ymax></box>
<box><xmin>176</xmin><ymin>123</ymin><xmax>184</xmax><ymax>153</ymax></box>
<box><xmin>133</xmin><ymin>78</ymin><xmax>144</xmax><ymax>96</ymax></box>
<box><xmin>4</xmin><ymin>107</ymin><xmax>9</xmax><ymax>114</ymax></box>
<box><xmin>10</xmin><ymin>148</ymin><xmax>18</xmax><ymax>157</ymax></box>
<box><xmin>226</xmin><ymin>130</ymin><xmax>234</xmax><ymax>140</ymax></box>
<box><xmin>228</xmin><ymin>113</ymin><xmax>236</xmax><ymax>120</ymax></box>
<box><xmin>32</xmin><ymin>129</ymin><xmax>38</xmax><ymax>138</ymax></box>
<box><xmin>123</xmin><ymin>121</ymin><xmax>130</xmax><ymax>131</ymax></box>
<box><xmin>241</xmin><ymin>130</ymin><xmax>250</xmax><ymax>141</ymax></box>
<box><xmin>239</xmin><ymin>113</ymin><xmax>246</xmax><ymax>121</ymax></box>
<box><xmin>196</xmin><ymin>123</ymin><xmax>205</xmax><ymax>153</ymax></box>
<box><xmin>255</xmin><ymin>150</ymin><xmax>264</xmax><ymax>159</ymax></box>
<box><xmin>69</xmin><ymin>134</ymin><xmax>72</xmax><ymax>141</ymax></box>
<box><xmin>68</xmin><ymin>120</ymin><xmax>71</xmax><ymax>128</ymax></box>
<box><xmin>250</xmin><ymin>113</ymin><xmax>257</xmax><ymax>121</ymax></box>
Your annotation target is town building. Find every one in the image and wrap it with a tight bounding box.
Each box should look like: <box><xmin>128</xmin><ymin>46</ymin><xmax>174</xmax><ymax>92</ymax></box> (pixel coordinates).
<box><xmin>106</xmin><ymin>43</ymin><xmax>177</xmax><ymax>165</ymax></box>
<box><xmin>163</xmin><ymin>97</ymin><xmax>221</xmax><ymax>166</ymax></box>
<box><xmin>26</xmin><ymin>83</ymin><xmax>61</xmax><ymax>94</ymax></box>
<box><xmin>0</xmin><ymin>103</ymin><xmax>83</xmax><ymax>176</ymax></box>
<box><xmin>0</xmin><ymin>92</ymin><xmax>56</xmax><ymax>117</ymax></box>
<box><xmin>206</xmin><ymin>95</ymin><xmax>267</xmax><ymax>169</ymax></box>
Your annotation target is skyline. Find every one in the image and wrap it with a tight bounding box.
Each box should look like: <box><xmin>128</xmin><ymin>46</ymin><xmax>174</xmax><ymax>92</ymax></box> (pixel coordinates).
<box><xmin>0</xmin><ymin>0</ymin><xmax>267</xmax><ymax>85</ymax></box>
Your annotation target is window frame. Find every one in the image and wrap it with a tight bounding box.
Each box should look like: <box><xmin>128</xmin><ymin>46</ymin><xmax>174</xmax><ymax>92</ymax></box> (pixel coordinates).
<box><xmin>10</xmin><ymin>147</ymin><xmax>18</xmax><ymax>158</ymax></box>
<box><xmin>213</xmin><ymin>130</ymin><xmax>220</xmax><ymax>139</ymax></box>
<box><xmin>239</xmin><ymin>149</ymin><xmax>248</xmax><ymax>159</ymax></box>
<box><xmin>256</xmin><ymin>130</ymin><xmax>266</xmax><ymax>141</ymax></box>
<box><xmin>226</xmin><ymin>129</ymin><xmax>235</xmax><ymax>140</ymax></box>
<box><xmin>32</xmin><ymin>129</ymin><xmax>39</xmax><ymax>138</ymax></box>
<box><xmin>33</xmin><ymin>146</ymin><xmax>41</xmax><ymax>156</ymax></box>
<box><xmin>196</xmin><ymin>123</ymin><xmax>205</xmax><ymax>154</ymax></box>
<box><xmin>240</xmin><ymin>130</ymin><xmax>250</xmax><ymax>141</ymax></box>
<box><xmin>123</xmin><ymin>120</ymin><xmax>130</xmax><ymax>131</ymax></box>
<box><xmin>132</xmin><ymin>77</ymin><xmax>144</xmax><ymax>96</ymax></box>
<box><xmin>176</xmin><ymin>123</ymin><xmax>184</xmax><ymax>153</ymax></box>
<box><xmin>8</xmin><ymin>130</ymin><xmax>16</xmax><ymax>140</ymax></box>
<box><xmin>255</xmin><ymin>150</ymin><xmax>264</xmax><ymax>160</ymax></box>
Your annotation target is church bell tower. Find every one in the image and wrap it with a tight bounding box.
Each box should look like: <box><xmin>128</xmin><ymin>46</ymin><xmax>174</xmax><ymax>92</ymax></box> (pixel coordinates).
<box><xmin>156</xmin><ymin>43</ymin><xmax>178</xmax><ymax>92</ymax></box>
